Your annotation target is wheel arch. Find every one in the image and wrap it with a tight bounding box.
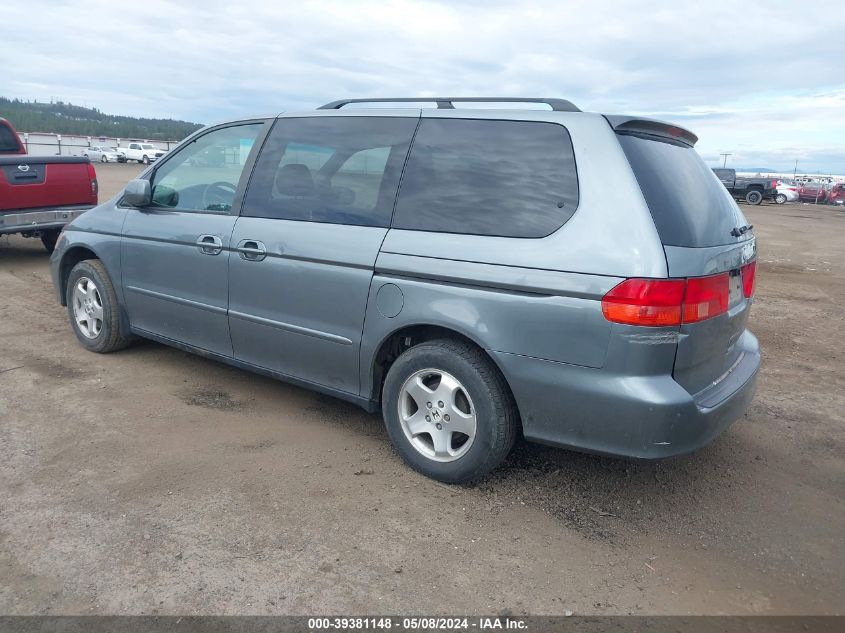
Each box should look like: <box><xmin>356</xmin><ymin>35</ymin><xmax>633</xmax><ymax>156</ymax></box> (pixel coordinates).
<box><xmin>58</xmin><ymin>245</ymin><xmax>102</xmax><ymax>306</ymax></box>
<box><xmin>366</xmin><ymin>323</ymin><xmax>522</xmax><ymax>426</ymax></box>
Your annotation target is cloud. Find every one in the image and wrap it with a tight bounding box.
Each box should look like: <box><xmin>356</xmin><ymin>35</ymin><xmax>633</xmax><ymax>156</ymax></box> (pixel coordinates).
<box><xmin>1</xmin><ymin>0</ymin><xmax>843</xmax><ymax>171</ymax></box>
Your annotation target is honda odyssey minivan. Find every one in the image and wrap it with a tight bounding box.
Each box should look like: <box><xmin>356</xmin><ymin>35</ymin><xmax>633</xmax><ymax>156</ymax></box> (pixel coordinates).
<box><xmin>51</xmin><ymin>97</ymin><xmax>759</xmax><ymax>483</ymax></box>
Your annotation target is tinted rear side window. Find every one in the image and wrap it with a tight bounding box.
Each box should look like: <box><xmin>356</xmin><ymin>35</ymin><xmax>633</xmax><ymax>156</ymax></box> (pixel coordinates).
<box><xmin>242</xmin><ymin>117</ymin><xmax>417</xmax><ymax>228</ymax></box>
<box><xmin>393</xmin><ymin>119</ymin><xmax>578</xmax><ymax>238</ymax></box>
<box><xmin>0</xmin><ymin>123</ymin><xmax>22</xmax><ymax>153</ymax></box>
<box><xmin>618</xmin><ymin>134</ymin><xmax>747</xmax><ymax>247</ymax></box>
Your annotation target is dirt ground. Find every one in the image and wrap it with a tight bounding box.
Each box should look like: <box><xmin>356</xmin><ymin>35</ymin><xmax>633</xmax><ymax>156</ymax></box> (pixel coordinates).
<box><xmin>0</xmin><ymin>163</ymin><xmax>842</xmax><ymax>615</ymax></box>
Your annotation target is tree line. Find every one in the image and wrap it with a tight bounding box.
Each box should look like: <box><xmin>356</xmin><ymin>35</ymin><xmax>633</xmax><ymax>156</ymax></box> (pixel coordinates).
<box><xmin>0</xmin><ymin>97</ymin><xmax>203</xmax><ymax>141</ymax></box>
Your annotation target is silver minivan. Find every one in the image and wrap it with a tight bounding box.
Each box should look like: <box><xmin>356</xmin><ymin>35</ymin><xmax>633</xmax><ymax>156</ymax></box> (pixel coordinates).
<box><xmin>50</xmin><ymin>97</ymin><xmax>759</xmax><ymax>483</ymax></box>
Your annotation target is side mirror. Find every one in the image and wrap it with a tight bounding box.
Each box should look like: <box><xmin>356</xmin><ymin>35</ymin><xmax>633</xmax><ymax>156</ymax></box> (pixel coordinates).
<box><xmin>123</xmin><ymin>179</ymin><xmax>151</xmax><ymax>207</ymax></box>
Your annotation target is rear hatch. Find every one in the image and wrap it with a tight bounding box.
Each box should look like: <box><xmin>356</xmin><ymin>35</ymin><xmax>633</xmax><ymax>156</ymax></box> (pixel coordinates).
<box><xmin>0</xmin><ymin>156</ymin><xmax>97</xmax><ymax>212</ymax></box>
<box><xmin>613</xmin><ymin>118</ymin><xmax>757</xmax><ymax>398</ymax></box>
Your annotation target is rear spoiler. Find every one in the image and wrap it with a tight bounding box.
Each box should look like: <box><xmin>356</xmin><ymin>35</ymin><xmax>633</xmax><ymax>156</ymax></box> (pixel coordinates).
<box><xmin>603</xmin><ymin>115</ymin><xmax>698</xmax><ymax>147</ymax></box>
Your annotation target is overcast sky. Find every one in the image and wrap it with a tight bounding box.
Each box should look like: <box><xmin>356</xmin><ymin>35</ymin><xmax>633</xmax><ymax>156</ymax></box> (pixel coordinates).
<box><xmin>2</xmin><ymin>0</ymin><xmax>844</xmax><ymax>173</ymax></box>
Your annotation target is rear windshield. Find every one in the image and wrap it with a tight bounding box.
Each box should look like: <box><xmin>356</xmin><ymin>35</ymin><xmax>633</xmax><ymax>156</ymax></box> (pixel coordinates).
<box><xmin>618</xmin><ymin>133</ymin><xmax>748</xmax><ymax>247</ymax></box>
<box><xmin>0</xmin><ymin>123</ymin><xmax>22</xmax><ymax>153</ymax></box>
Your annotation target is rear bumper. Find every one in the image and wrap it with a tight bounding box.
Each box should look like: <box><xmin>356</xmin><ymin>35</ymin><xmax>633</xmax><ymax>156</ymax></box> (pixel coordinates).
<box><xmin>492</xmin><ymin>330</ymin><xmax>760</xmax><ymax>459</ymax></box>
<box><xmin>0</xmin><ymin>206</ymin><xmax>91</xmax><ymax>235</ymax></box>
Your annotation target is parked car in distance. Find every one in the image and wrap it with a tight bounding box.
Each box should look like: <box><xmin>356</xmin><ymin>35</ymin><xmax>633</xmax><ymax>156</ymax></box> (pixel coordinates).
<box><xmin>119</xmin><ymin>142</ymin><xmax>166</xmax><ymax>164</ymax></box>
<box><xmin>51</xmin><ymin>97</ymin><xmax>759</xmax><ymax>483</ymax></box>
<box><xmin>0</xmin><ymin>117</ymin><xmax>26</xmax><ymax>154</ymax></box>
<box><xmin>712</xmin><ymin>168</ymin><xmax>777</xmax><ymax>205</ymax></box>
<box><xmin>84</xmin><ymin>146</ymin><xmax>124</xmax><ymax>163</ymax></box>
<box><xmin>1</xmin><ymin>117</ymin><xmax>99</xmax><ymax>252</ymax></box>
<box><xmin>775</xmin><ymin>180</ymin><xmax>799</xmax><ymax>204</ymax></box>
<box><xmin>827</xmin><ymin>182</ymin><xmax>845</xmax><ymax>206</ymax></box>
<box><xmin>798</xmin><ymin>182</ymin><xmax>828</xmax><ymax>203</ymax></box>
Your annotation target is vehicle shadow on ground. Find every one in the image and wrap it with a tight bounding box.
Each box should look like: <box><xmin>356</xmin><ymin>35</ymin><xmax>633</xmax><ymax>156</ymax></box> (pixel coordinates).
<box><xmin>475</xmin><ymin>428</ymin><xmax>756</xmax><ymax>542</ymax></box>
<box><xmin>114</xmin><ymin>338</ymin><xmax>757</xmax><ymax>544</ymax></box>
<box><xmin>0</xmin><ymin>237</ymin><xmax>51</xmax><ymax>263</ymax></box>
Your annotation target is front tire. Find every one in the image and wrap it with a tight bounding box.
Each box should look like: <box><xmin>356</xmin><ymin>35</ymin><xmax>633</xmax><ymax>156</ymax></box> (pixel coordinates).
<box><xmin>775</xmin><ymin>193</ymin><xmax>787</xmax><ymax>204</ymax></box>
<box><xmin>745</xmin><ymin>189</ymin><xmax>763</xmax><ymax>205</ymax></box>
<box><xmin>101</xmin><ymin>155</ymin><xmax>108</xmax><ymax>163</ymax></box>
<box><xmin>142</xmin><ymin>155</ymin><xmax>150</xmax><ymax>165</ymax></box>
<box><xmin>382</xmin><ymin>339</ymin><xmax>517</xmax><ymax>483</ymax></box>
<box><xmin>66</xmin><ymin>259</ymin><xmax>131</xmax><ymax>353</ymax></box>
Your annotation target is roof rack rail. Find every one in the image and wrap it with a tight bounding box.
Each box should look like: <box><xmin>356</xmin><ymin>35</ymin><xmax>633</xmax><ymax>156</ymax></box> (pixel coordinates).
<box><xmin>317</xmin><ymin>97</ymin><xmax>581</xmax><ymax>112</ymax></box>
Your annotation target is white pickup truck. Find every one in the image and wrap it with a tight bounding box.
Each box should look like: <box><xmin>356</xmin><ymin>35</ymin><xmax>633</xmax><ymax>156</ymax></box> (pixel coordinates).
<box><xmin>118</xmin><ymin>142</ymin><xmax>166</xmax><ymax>165</ymax></box>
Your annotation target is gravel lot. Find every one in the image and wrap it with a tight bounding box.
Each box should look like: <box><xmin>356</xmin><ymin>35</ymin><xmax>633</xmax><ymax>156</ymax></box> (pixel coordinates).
<box><xmin>1</xmin><ymin>163</ymin><xmax>843</xmax><ymax>615</ymax></box>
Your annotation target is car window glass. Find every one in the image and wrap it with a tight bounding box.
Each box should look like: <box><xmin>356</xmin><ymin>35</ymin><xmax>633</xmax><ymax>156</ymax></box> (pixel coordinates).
<box><xmin>333</xmin><ymin>147</ymin><xmax>391</xmax><ymax>211</ymax></box>
<box><xmin>392</xmin><ymin>118</ymin><xmax>579</xmax><ymax>238</ymax></box>
<box><xmin>618</xmin><ymin>133</ymin><xmax>747</xmax><ymax>247</ymax></box>
<box><xmin>0</xmin><ymin>124</ymin><xmax>20</xmax><ymax>152</ymax></box>
<box><xmin>149</xmin><ymin>123</ymin><xmax>263</xmax><ymax>213</ymax></box>
<box><xmin>242</xmin><ymin>117</ymin><xmax>417</xmax><ymax>227</ymax></box>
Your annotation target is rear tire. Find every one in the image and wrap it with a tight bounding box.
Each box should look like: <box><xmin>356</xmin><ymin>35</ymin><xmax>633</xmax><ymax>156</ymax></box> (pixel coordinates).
<box><xmin>66</xmin><ymin>259</ymin><xmax>132</xmax><ymax>353</ymax></box>
<box><xmin>40</xmin><ymin>229</ymin><xmax>60</xmax><ymax>254</ymax></box>
<box><xmin>382</xmin><ymin>338</ymin><xmax>517</xmax><ymax>483</ymax></box>
<box><xmin>142</xmin><ymin>155</ymin><xmax>150</xmax><ymax>165</ymax></box>
<box><xmin>775</xmin><ymin>193</ymin><xmax>787</xmax><ymax>204</ymax></box>
<box><xmin>745</xmin><ymin>189</ymin><xmax>763</xmax><ymax>205</ymax></box>
<box><xmin>101</xmin><ymin>155</ymin><xmax>108</xmax><ymax>163</ymax></box>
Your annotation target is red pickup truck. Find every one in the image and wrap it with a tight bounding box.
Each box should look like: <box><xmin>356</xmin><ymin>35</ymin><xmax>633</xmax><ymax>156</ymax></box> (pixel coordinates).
<box><xmin>1</xmin><ymin>117</ymin><xmax>98</xmax><ymax>252</ymax></box>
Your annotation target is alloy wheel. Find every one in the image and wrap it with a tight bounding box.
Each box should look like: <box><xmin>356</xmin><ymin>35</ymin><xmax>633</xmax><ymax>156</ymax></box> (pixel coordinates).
<box><xmin>398</xmin><ymin>368</ymin><xmax>477</xmax><ymax>462</ymax></box>
<box><xmin>72</xmin><ymin>277</ymin><xmax>104</xmax><ymax>339</ymax></box>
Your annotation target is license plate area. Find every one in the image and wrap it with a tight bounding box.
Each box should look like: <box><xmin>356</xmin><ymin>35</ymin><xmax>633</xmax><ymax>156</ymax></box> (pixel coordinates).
<box><xmin>728</xmin><ymin>270</ymin><xmax>743</xmax><ymax>308</ymax></box>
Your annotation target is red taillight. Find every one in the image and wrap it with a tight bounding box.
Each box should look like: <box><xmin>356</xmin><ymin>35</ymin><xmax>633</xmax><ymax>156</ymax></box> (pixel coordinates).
<box><xmin>741</xmin><ymin>261</ymin><xmax>756</xmax><ymax>298</ymax></box>
<box><xmin>87</xmin><ymin>163</ymin><xmax>98</xmax><ymax>197</ymax></box>
<box><xmin>682</xmin><ymin>273</ymin><xmax>729</xmax><ymax>323</ymax></box>
<box><xmin>601</xmin><ymin>279</ymin><xmax>686</xmax><ymax>326</ymax></box>
<box><xmin>602</xmin><ymin>272</ymin><xmax>737</xmax><ymax>327</ymax></box>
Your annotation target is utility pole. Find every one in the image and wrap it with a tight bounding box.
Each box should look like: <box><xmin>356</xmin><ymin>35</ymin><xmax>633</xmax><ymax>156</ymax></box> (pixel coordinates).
<box><xmin>793</xmin><ymin>159</ymin><xmax>798</xmax><ymax>180</ymax></box>
<box><xmin>720</xmin><ymin>152</ymin><xmax>732</xmax><ymax>167</ymax></box>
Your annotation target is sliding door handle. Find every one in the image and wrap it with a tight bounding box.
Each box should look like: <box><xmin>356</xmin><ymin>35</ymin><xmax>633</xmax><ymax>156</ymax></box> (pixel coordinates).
<box><xmin>236</xmin><ymin>239</ymin><xmax>267</xmax><ymax>261</ymax></box>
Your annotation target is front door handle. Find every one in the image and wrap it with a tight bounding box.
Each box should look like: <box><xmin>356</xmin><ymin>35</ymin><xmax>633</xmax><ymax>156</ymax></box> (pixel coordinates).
<box><xmin>236</xmin><ymin>239</ymin><xmax>267</xmax><ymax>262</ymax></box>
<box><xmin>196</xmin><ymin>234</ymin><xmax>223</xmax><ymax>255</ymax></box>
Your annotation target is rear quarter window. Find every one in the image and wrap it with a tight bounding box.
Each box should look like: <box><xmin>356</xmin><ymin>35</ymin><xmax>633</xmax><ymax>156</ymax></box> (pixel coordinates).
<box><xmin>0</xmin><ymin>122</ymin><xmax>22</xmax><ymax>153</ymax></box>
<box><xmin>392</xmin><ymin>118</ymin><xmax>579</xmax><ymax>238</ymax></box>
<box><xmin>618</xmin><ymin>133</ymin><xmax>748</xmax><ymax>247</ymax></box>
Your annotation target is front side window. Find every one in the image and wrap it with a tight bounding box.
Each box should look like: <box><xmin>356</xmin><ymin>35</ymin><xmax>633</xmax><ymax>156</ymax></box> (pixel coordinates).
<box><xmin>149</xmin><ymin>123</ymin><xmax>263</xmax><ymax>213</ymax></box>
<box><xmin>392</xmin><ymin>118</ymin><xmax>579</xmax><ymax>238</ymax></box>
<box><xmin>241</xmin><ymin>116</ymin><xmax>417</xmax><ymax>227</ymax></box>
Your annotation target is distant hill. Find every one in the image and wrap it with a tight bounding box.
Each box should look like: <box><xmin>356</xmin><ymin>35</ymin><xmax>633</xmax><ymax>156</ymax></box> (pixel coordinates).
<box><xmin>0</xmin><ymin>97</ymin><xmax>203</xmax><ymax>141</ymax></box>
<box><xmin>732</xmin><ymin>167</ymin><xmax>779</xmax><ymax>173</ymax></box>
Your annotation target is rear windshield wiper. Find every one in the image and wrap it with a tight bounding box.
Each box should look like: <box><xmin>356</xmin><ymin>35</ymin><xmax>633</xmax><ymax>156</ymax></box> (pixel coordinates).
<box><xmin>731</xmin><ymin>224</ymin><xmax>753</xmax><ymax>237</ymax></box>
